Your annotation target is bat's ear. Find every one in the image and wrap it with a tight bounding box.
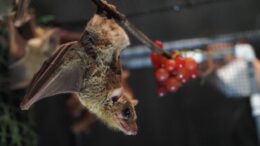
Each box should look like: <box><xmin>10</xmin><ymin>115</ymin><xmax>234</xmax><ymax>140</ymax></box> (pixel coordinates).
<box><xmin>131</xmin><ymin>99</ymin><xmax>138</xmax><ymax>106</ymax></box>
<box><xmin>107</xmin><ymin>87</ymin><xmax>123</xmax><ymax>102</ymax></box>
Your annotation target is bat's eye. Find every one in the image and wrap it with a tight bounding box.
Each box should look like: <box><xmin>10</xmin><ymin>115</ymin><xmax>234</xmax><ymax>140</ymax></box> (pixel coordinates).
<box><xmin>111</xmin><ymin>96</ymin><xmax>119</xmax><ymax>103</ymax></box>
<box><xmin>122</xmin><ymin>108</ymin><xmax>131</xmax><ymax>119</ymax></box>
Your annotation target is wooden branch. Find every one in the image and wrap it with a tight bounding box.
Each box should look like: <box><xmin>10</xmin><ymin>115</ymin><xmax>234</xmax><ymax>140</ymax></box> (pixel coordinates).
<box><xmin>91</xmin><ymin>0</ymin><xmax>126</xmax><ymax>21</ymax></box>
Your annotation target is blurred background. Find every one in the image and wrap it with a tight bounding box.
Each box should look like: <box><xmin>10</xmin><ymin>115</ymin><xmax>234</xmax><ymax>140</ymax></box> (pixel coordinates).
<box><xmin>1</xmin><ymin>0</ymin><xmax>260</xmax><ymax>146</ymax></box>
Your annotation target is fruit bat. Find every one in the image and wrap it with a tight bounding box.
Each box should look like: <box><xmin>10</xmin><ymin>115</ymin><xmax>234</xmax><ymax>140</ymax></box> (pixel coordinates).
<box><xmin>7</xmin><ymin>13</ymin><xmax>60</xmax><ymax>89</ymax></box>
<box><xmin>0</xmin><ymin>0</ymin><xmax>30</xmax><ymax>24</ymax></box>
<box><xmin>9</xmin><ymin>28</ymin><xmax>60</xmax><ymax>89</ymax></box>
<box><xmin>20</xmin><ymin>13</ymin><xmax>138</xmax><ymax>135</ymax></box>
<box><xmin>8</xmin><ymin>12</ymin><xmax>83</xmax><ymax>90</ymax></box>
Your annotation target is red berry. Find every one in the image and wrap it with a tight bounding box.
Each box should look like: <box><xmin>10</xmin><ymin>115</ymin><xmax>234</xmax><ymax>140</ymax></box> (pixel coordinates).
<box><xmin>156</xmin><ymin>85</ymin><xmax>167</xmax><ymax>97</ymax></box>
<box><xmin>190</xmin><ymin>70</ymin><xmax>198</xmax><ymax>79</ymax></box>
<box><xmin>170</xmin><ymin>70</ymin><xmax>178</xmax><ymax>76</ymax></box>
<box><xmin>152</xmin><ymin>50</ymin><xmax>198</xmax><ymax>95</ymax></box>
<box><xmin>154</xmin><ymin>40</ymin><xmax>164</xmax><ymax>49</ymax></box>
<box><xmin>176</xmin><ymin>56</ymin><xmax>185</xmax><ymax>69</ymax></box>
<box><xmin>159</xmin><ymin>57</ymin><xmax>169</xmax><ymax>68</ymax></box>
<box><xmin>177</xmin><ymin>68</ymin><xmax>190</xmax><ymax>81</ymax></box>
<box><xmin>185</xmin><ymin>58</ymin><xmax>197</xmax><ymax>71</ymax></box>
<box><xmin>150</xmin><ymin>53</ymin><xmax>161</xmax><ymax>68</ymax></box>
<box><xmin>165</xmin><ymin>78</ymin><xmax>181</xmax><ymax>92</ymax></box>
<box><xmin>164</xmin><ymin>59</ymin><xmax>176</xmax><ymax>72</ymax></box>
<box><xmin>155</xmin><ymin>68</ymin><xmax>169</xmax><ymax>82</ymax></box>
<box><xmin>191</xmin><ymin>74</ymin><xmax>197</xmax><ymax>79</ymax></box>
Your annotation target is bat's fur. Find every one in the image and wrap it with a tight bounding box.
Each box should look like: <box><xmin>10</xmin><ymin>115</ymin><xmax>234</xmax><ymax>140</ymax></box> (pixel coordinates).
<box><xmin>21</xmin><ymin>14</ymin><xmax>138</xmax><ymax>135</ymax></box>
<box><xmin>78</xmin><ymin>14</ymin><xmax>137</xmax><ymax>135</ymax></box>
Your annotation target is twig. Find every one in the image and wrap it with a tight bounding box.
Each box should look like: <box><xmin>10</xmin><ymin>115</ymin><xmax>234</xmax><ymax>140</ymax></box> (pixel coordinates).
<box><xmin>91</xmin><ymin>0</ymin><xmax>172</xmax><ymax>59</ymax></box>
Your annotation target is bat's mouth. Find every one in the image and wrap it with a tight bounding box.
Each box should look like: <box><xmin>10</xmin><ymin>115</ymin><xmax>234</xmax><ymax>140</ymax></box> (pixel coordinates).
<box><xmin>118</xmin><ymin>120</ymin><xmax>138</xmax><ymax>135</ymax></box>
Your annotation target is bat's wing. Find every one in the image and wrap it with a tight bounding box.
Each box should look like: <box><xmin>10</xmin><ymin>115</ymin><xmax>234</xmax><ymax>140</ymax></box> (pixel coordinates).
<box><xmin>20</xmin><ymin>41</ymin><xmax>83</xmax><ymax>110</ymax></box>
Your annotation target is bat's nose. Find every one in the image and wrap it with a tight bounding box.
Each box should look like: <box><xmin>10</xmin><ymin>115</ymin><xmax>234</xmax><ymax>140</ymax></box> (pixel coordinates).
<box><xmin>119</xmin><ymin>120</ymin><xmax>138</xmax><ymax>135</ymax></box>
<box><xmin>126</xmin><ymin>122</ymin><xmax>138</xmax><ymax>136</ymax></box>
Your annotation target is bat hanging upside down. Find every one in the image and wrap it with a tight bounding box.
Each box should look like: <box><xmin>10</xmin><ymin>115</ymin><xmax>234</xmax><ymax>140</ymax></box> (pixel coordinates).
<box><xmin>20</xmin><ymin>12</ymin><xmax>138</xmax><ymax>135</ymax></box>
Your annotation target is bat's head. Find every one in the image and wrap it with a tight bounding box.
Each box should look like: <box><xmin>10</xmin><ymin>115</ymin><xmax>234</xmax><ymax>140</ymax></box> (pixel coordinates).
<box><xmin>86</xmin><ymin>14</ymin><xmax>130</xmax><ymax>50</ymax></box>
<box><xmin>99</xmin><ymin>88</ymin><xmax>138</xmax><ymax>135</ymax></box>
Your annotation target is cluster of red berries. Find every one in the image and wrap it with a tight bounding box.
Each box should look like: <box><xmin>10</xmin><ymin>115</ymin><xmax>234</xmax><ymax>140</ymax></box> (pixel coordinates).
<box><xmin>150</xmin><ymin>41</ymin><xmax>198</xmax><ymax>97</ymax></box>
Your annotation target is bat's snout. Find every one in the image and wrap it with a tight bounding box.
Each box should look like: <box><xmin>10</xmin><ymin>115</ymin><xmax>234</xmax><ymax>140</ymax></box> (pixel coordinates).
<box><xmin>119</xmin><ymin>120</ymin><xmax>138</xmax><ymax>136</ymax></box>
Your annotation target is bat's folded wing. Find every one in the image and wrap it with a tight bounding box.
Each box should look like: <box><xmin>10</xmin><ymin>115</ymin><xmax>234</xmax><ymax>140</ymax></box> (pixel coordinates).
<box><xmin>20</xmin><ymin>42</ymin><xmax>83</xmax><ymax>110</ymax></box>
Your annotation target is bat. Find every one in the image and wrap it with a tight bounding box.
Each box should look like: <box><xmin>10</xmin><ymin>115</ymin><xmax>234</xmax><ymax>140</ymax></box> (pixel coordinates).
<box><xmin>9</xmin><ymin>28</ymin><xmax>60</xmax><ymax>89</ymax></box>
<box><xmin>0</xmin><ymin>0</ymin><xmax>30</xmax><ymax>25</ymax></box>
<box><xmin>20</xmin><ymin>13</ymin><xmax>138</xmax><ymax>135</ymax></box>
<box><xmin>8</xmin><ymin>13</ymin><xmax>85</xmax><ymax>90</ymax></box>
<box><xmin>8</xmin><ymin>12</ymin><xmax>60</xmax><ymax>89</ymax></box>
